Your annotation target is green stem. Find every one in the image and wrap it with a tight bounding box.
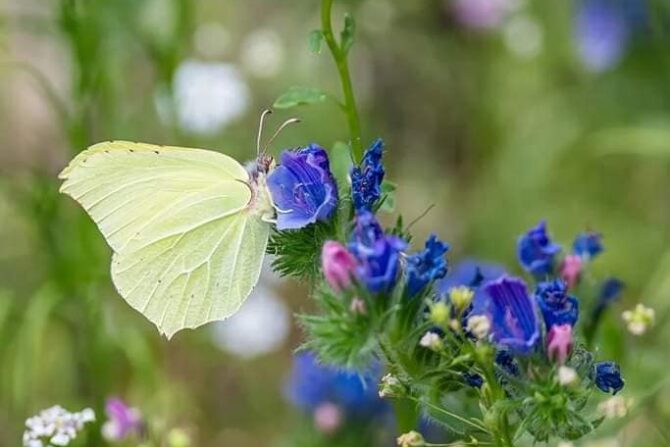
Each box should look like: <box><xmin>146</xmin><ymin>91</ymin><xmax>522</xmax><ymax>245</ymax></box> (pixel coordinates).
<box><xmin>393</xmin><ymin>398</ymin><xmax>420</xmax><ymax>433</ymax></box>
<box><xmin>320</xmin><ymin>0</ymin><xmax>364</xmax><ymax>163</ymax></box>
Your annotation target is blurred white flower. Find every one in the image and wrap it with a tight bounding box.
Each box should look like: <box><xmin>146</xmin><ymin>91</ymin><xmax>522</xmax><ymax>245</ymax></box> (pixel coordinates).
<box><xmin>212</xmin><ymin>283</ymin><xmax>290</xmax><ymax>359</ymax></box>
<box><xmin>419</xmin><ymin>331</ymin><xmax>443</xmax><ymax>351</ymax></box>
<box><xmin>194</xmin><ymin>22</ymin><xmax>231</xmax><ymax>59</ymax></box>
<box><xmin>598</xmin><ymin>396</ymin><xmax>632</xmax><ymax>420</ymax></box>
<box><xmin>503</xmin><ymin>14</ymin><xmax>544</xmax><ymax>58</ymax></box>
<box><xmin>622</xmin><ymin>303</ymin><xmax>655</xmax><ymax>336</ymax></box>
<box><xmin>557</xmin><ymin>366</ymin><xmax>578</xmax><ymax>386</ymax></box>
<box><xmin>557</xmin><ymin>442</ymin><xmax>575</xmax><ymax>447</ymax></box>
<box><xmin>241</xmin><ymin>29</ymin><xmax>285</xmax><ymax>79</ymax></box>
<box><xmin>23</xmin><ymin>405</ymin><xmax>95</xmax><ymax>447</ymax></box>
<box><xmin>466</xmin><ymin>315</ymin><xmax>491</xmax><ymax>340</ymax></box>
<box><xmin>170</xmin><ymin>60</ymin><xmax>250</xmax><ymax>135</ymax></box>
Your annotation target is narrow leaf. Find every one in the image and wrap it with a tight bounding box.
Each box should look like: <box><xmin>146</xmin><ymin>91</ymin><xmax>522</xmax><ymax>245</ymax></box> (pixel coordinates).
<box><xmin>340</xmin><ymin>14</ymin><xmax>355</xmax><ymax>55</ymax></box>
<box><xmin>379</xmin><ymin>180</ymin><xmax>397</xmax><ymax>213</ymax></box>
<box><xmin>273</xmin><ymin>86</ymin><xmax>328</xmax><ymax>109</ymax></box>
<box><xmin>308</xmin><ymin>30</ymin><xmax>324</xmax><ymax>54</ymax></box>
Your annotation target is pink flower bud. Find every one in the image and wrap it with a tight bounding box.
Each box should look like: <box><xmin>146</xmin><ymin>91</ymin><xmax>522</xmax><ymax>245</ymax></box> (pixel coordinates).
<box><xmin>314</xmin><ymin>402</ymin><xmax>342</xmax><ymax>434</ymax></box>
<box><xmin>321</xmin><ymin>241</ymin><xmax>357</xmax><ymax>292</ymax></box>
<box><xmin>547</xmin><ymin>324</ymin><xmax>573</xmax><ymax>365</ymax></box>
<box><xmin>560</xmin><ymin>255</ymin><xmax>582</xmax><ymax>288</ymax></box>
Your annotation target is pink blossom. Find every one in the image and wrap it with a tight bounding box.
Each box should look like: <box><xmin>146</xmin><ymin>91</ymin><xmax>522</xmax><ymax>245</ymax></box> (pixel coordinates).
<box><xmin>560</xmin><ymin>255</ymin><xmax>583</xmax><ymax>288</ymax></box>
<box><xmin>313</xmin><ymin>402</ymin><xmax>342</xmax><ymax>434</ymax></box>
<box><xmin>321</xmin><ymin>241</ymin><xmax>357</xmax><ymax>292</ymax></box>
<box><xmin>547</xmin><ymin>324</ymin><xmax>573</xmax><ymax>365</ymax></box>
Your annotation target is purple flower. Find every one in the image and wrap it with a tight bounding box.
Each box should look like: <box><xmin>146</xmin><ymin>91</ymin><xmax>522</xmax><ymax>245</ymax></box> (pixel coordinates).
<box><xmin>348</xmin><ymin>211</ymin><xmax>406</xmax><ymax>293</ymax></box>
<box><xmin>351</xmin><ymin>139</ymin><xmax>385</xmax><ymax>212</ymax></box>
<box><xmin>573</xmin><ymin>231</ymin><xmax>604</xmax><ymax>259</ymax></box>
<box><xmin>439</xmin><ymin>260</ymin><xmax>506</xmax><ymax>318</ymax></box>
<box><xmin>547</xmin><ymin>324</ymin><xmax>573</xmax><ymax>365</ymax></box>
<box><xmin>535</xmin><ymin>279</ymin><xmax>579</xmax><ymax>329</ymax></box>
<box><xmin>480</xmin><ymin>276</ymin><xmax>540</xmax><ymax>355</ymax></box>
<box><xmin>517</xmin><ymin>220</ymin><xmax>561</xmax><ymax>277</ymax></box>
<box><xmin>101</xmin><ymin>398</ymin><xmax>142</xmax><ymax>441</ymax></box>
<box><xmin>575</xmin><ymin>0</ymin><xmax>630</xmax><ymax>73</ymax></box>
<box><xmin>285</xmin><ymin>352</ymin><xmax>387</xmax><ymax>418</ymax></box>
<box><xmin>406</xmin><ymin>235</ymin><xmax>449</xmax><ymax>297</ymax></box>
<box><xmin>592</xmin><ymin>361</ymin><xmax>624</xmax><ymax>394</ymax></box>
<box><xmin>267</xmin><ymin>145</ymin><xmax>338</xmax><ymax>230</ymax></box>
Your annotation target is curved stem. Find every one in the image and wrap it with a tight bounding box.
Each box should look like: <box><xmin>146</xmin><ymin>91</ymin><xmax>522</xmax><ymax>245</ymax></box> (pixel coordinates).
<box><xmin>320</xmin><ymin>0</ymin><xmax>364</xmax><ymax>163</ymax></box>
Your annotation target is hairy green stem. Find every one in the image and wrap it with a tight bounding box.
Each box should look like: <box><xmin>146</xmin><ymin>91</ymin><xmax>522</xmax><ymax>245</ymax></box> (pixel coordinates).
<box><xmin>320</xmin><ymin>0</ymin><xmax>364</xmax><ymax>163</ymax></box>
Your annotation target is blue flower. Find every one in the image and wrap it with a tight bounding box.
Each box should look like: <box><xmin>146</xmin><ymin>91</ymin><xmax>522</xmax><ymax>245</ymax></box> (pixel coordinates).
<box><xmin>439</xmin><ymin>260</ymin><xmax>506</xmax><ymax>317</ymax></box>
<box><xmin>267</xmin><ymin>145</ymin><xmax>338</xmax><ymax>230</ymax></box>
<box><xmin>573</xmin><ymin>231</ymin><xmax>604</xmax><ymax>259</ymax></box>
<box><xmin>285</xmin><ymin>352</ymin><xmax>387</xmax><ymax>417</ymax></box>
<box><xmin>351</xmin><ymin>139</ymin><xmax>385</xmax><ymax>212</ymax></box>
<box><xmin>592</xmin><ymin>361</ymin><xmax>624</xmax><ymax>394</ymax></box>
<box><xmin>535</xmin><ymin>279</ymin><xmax>579</xmax><ymax>329</ymax></box>
<box><xmin>406</xmin><ymin>235</ymin><xmax>449</xmax><ymax>297</ymax></box>
<box><xmin>591</xmin><ymin>277</ymin><xmax>625</xmax><ymax>326</ymax></box>
<box><xmin>480</xmin><ymin>276</ymin><xmax>541</xmax><ymax>355</ymax></box>
<box><xmin>462</xmin><ymin>372</ymin><xmax>484</xmax><ymax>388</ymax></box>
<box><xmin>349</xmin><ymin>211</ymin><xmax>406</xmax><ymax>293</ymax></box>
<box><xmin>517</xmin><ymin>221</ymin><xmax>561</xmax><ymax>277</ymax></box>
<box><xmin>575</xmin><ymin>0</ymin><xmax>631</xmax><ymax>73</ymax></box>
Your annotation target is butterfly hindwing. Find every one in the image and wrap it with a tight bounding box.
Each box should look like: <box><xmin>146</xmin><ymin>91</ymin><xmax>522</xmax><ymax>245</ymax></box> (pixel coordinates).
<box><xmin>59</xmin><ymin>141</ymin><xmax>270</xmax><ymax>338</ymax></box>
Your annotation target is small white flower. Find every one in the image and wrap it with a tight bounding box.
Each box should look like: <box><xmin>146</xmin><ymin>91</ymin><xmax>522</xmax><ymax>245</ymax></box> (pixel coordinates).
<box><xmin>503</xmin><ymin>14</ymin><xmax>544</xmax><ymax>59</ymax></box>
<box><xmin>165</xmin><ymin>60</ymin><xmax>250</xmax><ymax>135</ymax></box>
<box><xmin>212</xmin><ymin>284</ymin><xmax>290</xmax><ymax>359</ymax></box>
<box><xmin>598</xmin><ymin>396</ymin><xmax>631</xmax><ymax>419</ymax></box>
<box><xmin>466</xmin><ymin>315</ymin><xmax>491</xmax><ymax>340</ymax></box>
<box><xmin>622</xmin><ymin>304</ymin><xmax>655</xmax><ymax>336</ymax></box>
<box><xmin>379</xmin><ymin>373</ymin><xmax>403</xmax><ymax>398</ymax></box>
<box><xmin>419</xmin><ymin>332</ymin><xmax>442</xmax><ymax>351</ymax></box>
<box><xmin>241</xmin><ymin>29</ymin><xmax>284</xmax><ymax>79</ymax></box>
<box><xmin>23</xmin><ymin>405</ymin><xmax>95</xmax><ymax>447</ymax></box>
<box><xmin>557</xmin><ymin>366</ymin><xmax>578</xmax><ymax>386</ymax></box>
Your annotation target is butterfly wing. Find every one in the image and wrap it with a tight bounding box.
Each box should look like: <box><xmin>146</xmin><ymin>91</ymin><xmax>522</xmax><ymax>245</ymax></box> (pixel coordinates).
<box><xmin>59</xmin><ymin>141</ymin><xmax>270</xmax><ymax>338</ymax></box>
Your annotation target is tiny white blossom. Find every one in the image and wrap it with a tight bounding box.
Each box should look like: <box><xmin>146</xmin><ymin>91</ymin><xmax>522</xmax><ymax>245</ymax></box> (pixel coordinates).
<box><xmin>379</xmin><ymin>373</ymin><xmax>403</xmax><ymax>398</ymax></box>
<box><xmin>622</xmin><ymin>303</ymin><xmax>655</xmax><ymax>336</ymax></box>
<box><xmin>557</xmin><ymin>366</ymin><xmax>578</xmax><ymax>386</ymax></box>
<box><xmin>23</xmin><ymin>405</ymin><xmax>95</xmax><ymax>447</ymax></box>
<box><xmin>419</xmin><ymin>332</ymin><xmax>442</xmax><ymax>351</ymax></box>
<box><xmin>598</xmin><ymin>396</ymin><xmax>631</xmax><ymax>419</ymax></box>
<box><xmin>466</xmin><ymin>315</ymin><xmax>491</xmax><ymax>340</ymax></box>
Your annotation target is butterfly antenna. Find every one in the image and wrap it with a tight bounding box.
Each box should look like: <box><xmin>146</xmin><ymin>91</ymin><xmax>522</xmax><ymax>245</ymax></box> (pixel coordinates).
<box><xmin>262</xmin><ymin>117</ymin><xmax>301</xmax><ymax>153</ymax></box>
<box><xmin>256</xmin><ymin>109</ymin><xmax>273</xmax><ymax>157</ymax></box>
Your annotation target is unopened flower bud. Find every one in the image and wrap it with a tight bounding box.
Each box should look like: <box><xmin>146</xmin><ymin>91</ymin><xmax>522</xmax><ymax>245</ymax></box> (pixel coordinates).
<box><xmin>557</xmin><ymin>366</ymin><xmax>578</xmax><ymax>386</ymax></box>
<box><xmin>321</xmin><ymin>241</ymin><xmax>357</xmax><ymax>292</ymax></box>
<box><xmin>397</xmin><ymin>430</ymin><xmax>425</xmax><ymax>447</ymax></box>
<box><xmin>560</xmin><ymin>255</ymin><xmax>582</xmax><ymax>288</ymax></box>
<box><xmin>419</xmin><ymin>332</ymin><xmax>443</xmax><ymax>351</ymax></box>
<box><xmin>466</xmin><ymin>315</ymin><xmax>490</xmax><ymax>340</ymax></box>
<box><xmin>547</xmin><ymin>324</ymin><xmax>573</xmax><ymax>365</ymax></box>
<box><xmin>429</xmin><ymin>301</ymin><xmax>450</xmax><ymax>327</ymax></box>
<box><xmin>622</xmin><ymin>303</ymin><xmax>655</xmax><ymax>335</ymax></box>
<box><xmin>349</xmin><ymin>297</ymin><xmax>367</xmax><ymax>315</ymax></box>
<box><xmin>313</xmin><ymin>402</ymin><xmax>342</xmax><ymax>435</ymax></box>
<box><xmin>449</xmin><ymin>286</ymin><xmax>474</xmax><ymax>313</ymax></box>
<box><xmin>379</xmin><ymin>373</ymin><xmax>404</xmax><ymax>398</ymax></box>
<box><xmin>598</xmin><ymin>396</ymin><xmax>631</xmax><ymax>419</ymax></box>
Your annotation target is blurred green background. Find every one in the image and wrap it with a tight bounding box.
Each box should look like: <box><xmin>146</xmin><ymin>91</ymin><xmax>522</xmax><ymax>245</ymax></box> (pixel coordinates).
<box><xmin>1</xmin><ymin>0</ymin><xmax>669</xmax><ymax>446</ymax></box>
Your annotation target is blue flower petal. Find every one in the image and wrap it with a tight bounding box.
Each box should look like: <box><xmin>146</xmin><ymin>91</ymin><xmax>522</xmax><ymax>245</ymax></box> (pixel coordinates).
<box><xmin>406</xmin><ymin>234</ymin><xmax>449</xmax><ymax>297</ymax></box>
<box><xmin>351</xmin><ymin>139</ymin><xmax>385</xmax><ymax>212</ymax></box>
<box><xmin>517</xmin><ymin>220</ymin><xmax>561</xmax><ymax>277</ymax></box>
<box><xmin>535</xmin><ymin>279</ymin><xmax>580</xmax><ymax>329</ymax></box>
<box><xmin>592</xmin><ymin>361</ymin><xmax>625</xmax><ymax>394</ymax></box>
<box><xmin>267</xmin><ymin>145</ymin><xmax>338</xmax><ymax>230</ymax></box>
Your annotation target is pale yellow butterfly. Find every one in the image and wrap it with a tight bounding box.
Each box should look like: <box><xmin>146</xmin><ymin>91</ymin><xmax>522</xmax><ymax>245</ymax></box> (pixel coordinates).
<box><xmin>59</xmin><ymin>111</ymin><xmax>297</xmax><ymax>338</ymax></box>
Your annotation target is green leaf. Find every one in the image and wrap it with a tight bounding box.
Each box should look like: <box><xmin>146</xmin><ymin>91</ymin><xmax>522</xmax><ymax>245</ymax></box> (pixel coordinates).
<box><xmin>340</xmin><ymin>14</ymin><xmax>355</xmax><ymax>55</ymax></box>
<box><xmin>330</xmin><ymin>141</ymin><xmax>353</xmax><ymax>191</ymax></box>
<box><xmin>308</xmin><ymin>30</ymin><xmax>324</xmax><ymax>54</ymax></box>
<box><xmin>273</xmin><ymin>86</ymin><xmax>328</xmax><ymax>109</ymax></box>
<box><xmin>592</xmin><ymin>126</ymin><xmax>670</xmax><ymax>159</ymax></box>
<box><xmin>378</xmin><ymin>180</ymin><xmax>397</xmax><ymax>213</ymax></box>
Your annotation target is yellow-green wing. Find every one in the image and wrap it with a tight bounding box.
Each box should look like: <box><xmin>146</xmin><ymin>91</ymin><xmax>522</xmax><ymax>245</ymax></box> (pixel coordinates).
<box><xmin>59</xmin><ymin>141</ymin><xmax>270</xmax><ymax>338</ymax></box>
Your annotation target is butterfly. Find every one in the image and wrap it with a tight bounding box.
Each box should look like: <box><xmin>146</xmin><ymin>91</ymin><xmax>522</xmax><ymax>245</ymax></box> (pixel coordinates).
<box><xmin>59</xmin><ymin>110</ymin><xmax>298</xmax><ymax>338</ymax></box>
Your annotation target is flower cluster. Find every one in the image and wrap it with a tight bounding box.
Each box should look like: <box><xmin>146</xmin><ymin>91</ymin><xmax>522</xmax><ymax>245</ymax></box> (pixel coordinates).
<box><xmin>102</xmin><ymin>398</ymin><xmax>143</xmax><ymax>442</ymax></box>
<box><xmin>23</xmin><ymin>405</ymin><xmax>95</xmax><ymax>447</ymax></box>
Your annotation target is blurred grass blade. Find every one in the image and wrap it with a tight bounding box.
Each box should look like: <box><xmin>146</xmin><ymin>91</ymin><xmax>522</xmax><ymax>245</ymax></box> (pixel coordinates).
<box><xmin>592</xmin><ymin>126</ymin><xmax>670</xmax><ymax>159</ymax></box>
<box><xmin>273</xmin><ymin>86</ymin><xmax>329</xmax><ymax>109</ymax></box>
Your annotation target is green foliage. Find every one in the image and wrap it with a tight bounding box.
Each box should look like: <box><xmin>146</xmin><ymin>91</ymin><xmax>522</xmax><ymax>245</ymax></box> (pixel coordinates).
<box><xmin>340</xmin><ymin>14</ymin><xmax>355</xmax><ymax>55</ymax></box>
<box><xmin>308</xmin><ymin>30</ymin><xmax>324</xmax><ymax>54</ymax></box>
<box><xmin>298</xmin><ymin>286</ymin><xmax>380</xmax><ymax>370</ymax></box>
<box><xmin>267</xmin><ymin>221</ymin><xmax>336</xmax><ymax>280</ymax></box>
<box><xmin>273</xmin><ymin>86</ymin><xmax>329</xmax><ymax>109</ymax></box>
<box><xmin>378</xmin><ymin>180</ymin><xmax>397</xmax><ymax>213</ymax></box>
